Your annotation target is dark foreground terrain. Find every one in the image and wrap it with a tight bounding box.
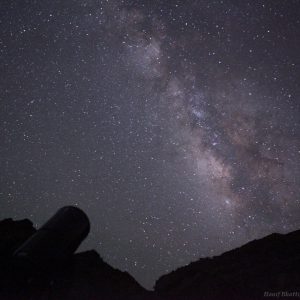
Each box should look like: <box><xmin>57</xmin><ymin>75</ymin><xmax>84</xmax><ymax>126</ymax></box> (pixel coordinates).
<box><xmin>1</xmin><ymin>218</ymin><xmax>299</xmax><ymax>299</ymax></box>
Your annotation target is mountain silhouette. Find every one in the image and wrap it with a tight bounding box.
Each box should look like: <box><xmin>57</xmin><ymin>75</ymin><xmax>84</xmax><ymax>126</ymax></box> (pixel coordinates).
<box><xmin>0</xmin><ymin>208</ymin><xmax>299</xmax><ymax>299</ymax></box>
<box><xmin>0</xmin><ymin>216</ymin><xmax>152</xmax><ymax>300</ymax></box>
<box><xmin>154</xmin><ymin>230</ymin><xmax>300</xmax><ymax>299</ymax></box>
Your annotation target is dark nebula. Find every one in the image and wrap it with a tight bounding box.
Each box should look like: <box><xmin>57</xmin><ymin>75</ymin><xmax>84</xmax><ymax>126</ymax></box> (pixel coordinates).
<box><xmin>1</xmin><ymin>0</ymin><xmax>299</xmax><ymax>289</ymax></box>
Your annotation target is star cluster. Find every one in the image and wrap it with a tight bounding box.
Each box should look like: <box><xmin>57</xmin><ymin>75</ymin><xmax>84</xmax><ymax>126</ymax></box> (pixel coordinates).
<box><xmin>1</xmin><ymin>0</ymin><xmax>299</xmax><ymax>289</ymax></box>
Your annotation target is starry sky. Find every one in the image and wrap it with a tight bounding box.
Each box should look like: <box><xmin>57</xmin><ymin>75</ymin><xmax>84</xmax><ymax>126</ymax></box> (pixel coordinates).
<box><xmin>1</xmin><ymin>0</ymin><xmax>300</xmax><ymax>289</ymax></box>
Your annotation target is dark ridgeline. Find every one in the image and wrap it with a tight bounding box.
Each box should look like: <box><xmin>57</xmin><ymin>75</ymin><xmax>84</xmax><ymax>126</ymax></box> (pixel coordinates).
<box><xmin>0</xmin><ymin>207</ymin><xmax>300</xmax><ymax>300</ymax></box>
<box><xmin>0</xmin><ymin>207</ymin><xmax>152</xmax><ymax>300</ymax></box>
<box><xmin>154</xmin><ymin>230</ymin><xmax>300</xmax><ymax>300</ymax></box>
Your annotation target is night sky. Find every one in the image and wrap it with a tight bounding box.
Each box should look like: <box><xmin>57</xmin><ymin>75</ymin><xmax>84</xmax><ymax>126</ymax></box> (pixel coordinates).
<box><xmin>1</xmin><ymin>0</ymin><xmax>300</xmax><ymax>289</ymax></box>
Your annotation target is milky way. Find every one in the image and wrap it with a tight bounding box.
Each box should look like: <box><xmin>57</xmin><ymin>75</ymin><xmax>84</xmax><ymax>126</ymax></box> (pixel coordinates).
<box><xmin>1</xmin><ymin>0</ymin><xmax>300</xmax><ymax>289</ymax></box>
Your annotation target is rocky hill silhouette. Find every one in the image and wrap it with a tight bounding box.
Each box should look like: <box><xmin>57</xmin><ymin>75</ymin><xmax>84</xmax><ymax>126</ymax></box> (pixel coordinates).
<box><xmin>0</xmin><ymin>216</ymin><xmax>152</xmax><ymax>300</ymax></box>
<box><xmin>0</xmin><ymin>208</ymin><xmax>299</xmax><ymax>299</ymax></box>
<box><xmin>155</xmin><ymin>230</ymin><xmax>300</xmax><ymax>300</ymax></box>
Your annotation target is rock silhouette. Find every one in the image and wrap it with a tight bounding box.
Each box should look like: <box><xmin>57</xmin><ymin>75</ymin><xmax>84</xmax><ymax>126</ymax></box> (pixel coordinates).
<box><xmin>0</xmin><ymin>209</ymin><xmax>151</xmax><ymax>300</ymax></box>
<box><xmin>154</xmin><ymin>230</ymin><xmax>300</xmax><ymax>300</ymax></box>
<box><xmin>0</xmin><ymin>208</ymin><xmax>299</xmax><ymax>299</ymax></box>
